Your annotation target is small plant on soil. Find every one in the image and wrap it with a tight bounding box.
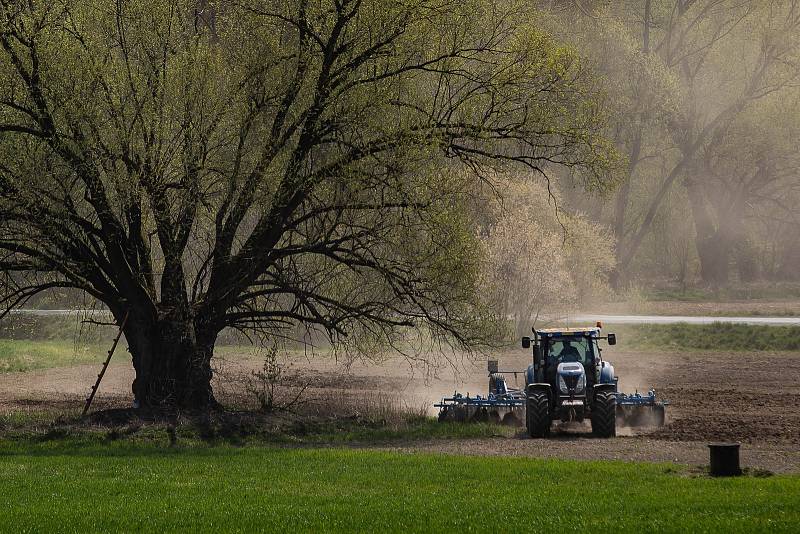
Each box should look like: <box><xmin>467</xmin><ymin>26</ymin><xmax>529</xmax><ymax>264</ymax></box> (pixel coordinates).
<box><xmin>248</xmin><ymin>343</ymin><xmax>308</xmax><ymax>413</ymax></box>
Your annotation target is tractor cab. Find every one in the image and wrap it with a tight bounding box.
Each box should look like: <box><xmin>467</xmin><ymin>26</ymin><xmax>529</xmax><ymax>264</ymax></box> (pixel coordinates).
<box><xmin>521</xmin><ymin>326</ymin><xmax>618</xmax><ymax>438</ymax></box>
<box><xmin>523</xmin><ymin>327</ymin><xmax>616</xmax><ymax>391</ymax></box>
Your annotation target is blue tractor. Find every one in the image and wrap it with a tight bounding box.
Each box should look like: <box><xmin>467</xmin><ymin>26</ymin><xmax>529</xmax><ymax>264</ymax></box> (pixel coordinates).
<box><xmin>434</xmin><ymin>324</ymin><xmax>667</xmax><ymax>437</ymax></box>
<box><xmin>522</xmin><ymin>326</ymin><xmax>622</xmax><ymax>438</ymax></box>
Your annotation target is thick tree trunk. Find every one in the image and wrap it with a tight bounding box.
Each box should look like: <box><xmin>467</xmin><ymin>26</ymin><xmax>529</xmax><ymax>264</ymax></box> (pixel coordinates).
<box><xmin>610</xmin><ymin>140</ymin><xmax>637</xmax><ymax>290</ymax></box>
<box><xmin>696</xmin><ymin>233</ymin><xmax>731</xmax><ymax>286</ymax></box>
<box><xmin>722</xmin><ymin>197</ymin><xmax>757</xmax><ymax>283</ymax></box>
<box><xmin>734</xmin><ymin>239</ymin><xmax>758</xmax><ymax>282</ymax></box>
<box><xmin>685</xmin><ymin>176</ymin><xmax>730</xmax><ymax>286</ymax></box>
<box><xmin>124</xmin><ymin>309</ymin><xmax>218</xmax><ymax>409</ymax></box>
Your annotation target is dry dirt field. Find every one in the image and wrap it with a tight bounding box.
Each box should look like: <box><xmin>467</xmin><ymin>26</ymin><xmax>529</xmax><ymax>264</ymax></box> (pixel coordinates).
<box><xmin>1</xmin><ymin>345</ymin><xmax>798</xmax><ymax>473</ymax></box>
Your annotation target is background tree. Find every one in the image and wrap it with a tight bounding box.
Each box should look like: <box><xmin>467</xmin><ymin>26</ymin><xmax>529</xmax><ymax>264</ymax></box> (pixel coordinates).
<box><xmin>484</xmin><ymin>177</ymin><xmax>614</xmax><ymax>339</ymax></box>
<box><xmin>694</xmin><ymin>95</ymin><xmax>800</xmax><ymax>283</ymax></box>
<box><xmin>0</xmin><ymin>0</ymin><xmax>615</xmax><ymax>408</ymax></box>
<box><xmin>542</xmin><ymin>0</ymin><xmax>800</xmax><ymax>288</ymax></box>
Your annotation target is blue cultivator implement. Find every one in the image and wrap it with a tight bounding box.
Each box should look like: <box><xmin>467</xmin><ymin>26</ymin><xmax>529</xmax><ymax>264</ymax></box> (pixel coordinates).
<box><xmin>616</xmin><ymin>389</ymin><xmax>669</xmax><ymax>427</ymax></box>
<box><xmin>435</xmin><ymin>361</ymin><xmax>526</xmax><ymax>425</ymax></box>
<box><xmin>435</xmin><ymin>324</ymin><xmax>669</xmax><ymax>437</ymax></box>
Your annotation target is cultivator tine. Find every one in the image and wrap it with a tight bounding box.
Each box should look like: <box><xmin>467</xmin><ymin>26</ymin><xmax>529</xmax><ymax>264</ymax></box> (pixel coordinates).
<box><xmin>434</xmin><ymin>371</ymin><xmax>526</xmax><ymax>427</ymax></box>
<box><xmin>615</xmin><ymin>393</ymin><xmax>668</xmax><ymax>428</ymax></box>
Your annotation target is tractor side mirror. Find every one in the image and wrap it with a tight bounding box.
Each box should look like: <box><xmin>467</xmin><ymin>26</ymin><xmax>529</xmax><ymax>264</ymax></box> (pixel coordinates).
<box><xmin>522</xmin><ymin>336</ymin><xmax>531</xmax><ymax>349</ymax></box>
<box><xmin>487</xmin><ymin>360</ymin><xmax>498</xmax><ymax>373</ymax></box>
<box><xmin>607</xmin><ymin>333</ymin><xmax>617</xmax><ymax>345</ymax></box>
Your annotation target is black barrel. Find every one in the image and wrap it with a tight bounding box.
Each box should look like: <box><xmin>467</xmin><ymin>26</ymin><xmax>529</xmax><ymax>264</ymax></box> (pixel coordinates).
<box><xmin>708</xmin><ymin>443</ymin><xmax>742</xmax><ymax>476</ymax></box>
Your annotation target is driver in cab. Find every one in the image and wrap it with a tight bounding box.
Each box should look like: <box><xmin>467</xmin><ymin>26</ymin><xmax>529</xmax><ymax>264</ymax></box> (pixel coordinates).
<box><xmin>546</xmin><ymin>339</ymin><xmax>582</xmax><ymax>382</ymax></box>
<box><xmin>557</xmin><ymin>340</ymin><xmax>581</xmax><ymax>363</ymax></box>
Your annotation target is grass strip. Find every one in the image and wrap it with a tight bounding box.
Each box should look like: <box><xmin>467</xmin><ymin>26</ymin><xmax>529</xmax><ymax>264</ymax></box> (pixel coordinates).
<box><xmin>0</xmin><ymin>339</ymin><xmax>105</xmax><ymax>373</ymax></box>
<box><xmin>609</xmin><ymin>323</ymin><xmax>800</xmax><ymax>351</ymax></box>
<box><xmin>0</xmin><ymin>443</ymin><xmax>797</xmax><ymax>532</ymax></box>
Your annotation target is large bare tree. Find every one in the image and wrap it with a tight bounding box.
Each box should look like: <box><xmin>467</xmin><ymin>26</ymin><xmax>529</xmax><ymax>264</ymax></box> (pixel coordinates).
<box><xmin>0</xmin><ymin>0</ymin><xmax>613</xmax><ymax>408</ymax></box>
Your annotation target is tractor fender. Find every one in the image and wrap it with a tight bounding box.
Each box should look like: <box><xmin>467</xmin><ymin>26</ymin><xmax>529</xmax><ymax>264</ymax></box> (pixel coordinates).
<box><xmin>599</xmin><ymin>361</ymin><xmax>615</xmax><ymax>385</ymax></box>
<box><xmin>526</xmin><ymin>383</ymin><xmax>552</xmax><ymax>397</ymax></box>
<box><xmin>592</xmin><ymin>383</ymin><xmax>616</xmax><ymax>402</ymax></box>
<box><xmin>525</xmin><ymin>365</ymin><xmax>535</xmax><ymax>386</ymax></box>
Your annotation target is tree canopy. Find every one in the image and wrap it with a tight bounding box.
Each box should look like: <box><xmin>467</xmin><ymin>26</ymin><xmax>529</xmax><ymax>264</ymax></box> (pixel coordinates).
<box><xmin>542</xmin><ymin>0</ymin><xmax>800</xmax><ymax>287</ymax></box>
<box><xmin>0</xmin><ymin>0</ymin><xmax>615</xmax><ymax>407</ymax></box>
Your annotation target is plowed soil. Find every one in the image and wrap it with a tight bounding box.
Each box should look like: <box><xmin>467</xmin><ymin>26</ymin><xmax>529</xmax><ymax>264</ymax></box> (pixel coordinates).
<box><xmin>604</xmin><ymin>350</ymin><xmax>800</xmax><ymax>444</ymax></box>
<box><xmin>1</xmin><ymin>346</ymin><xmax>799</xmax><ymax>472</ymax></box>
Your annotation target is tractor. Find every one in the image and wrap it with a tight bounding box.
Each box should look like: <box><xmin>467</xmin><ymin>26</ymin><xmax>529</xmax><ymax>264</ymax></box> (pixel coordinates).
<box><xmin>522</xmin><ymin>325</ymin><xmax>619</xmax><ymax>438</ymax></box>
<box><xmin>434</xmin><ymin>323</ymin><xmax>667</xmax><ymax>437</ymax></box>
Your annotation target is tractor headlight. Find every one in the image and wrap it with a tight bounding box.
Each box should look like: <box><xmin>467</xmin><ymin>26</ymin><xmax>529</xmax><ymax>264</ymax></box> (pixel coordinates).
<box><xmin>575</xmin><ymin>373</ymin><xmax>586</xmax><ymax>393</ymax></box>
<box><xmin>558</xmin><ymin>374</ymin><xmax>567</xmax><ymax>394</ymax></box>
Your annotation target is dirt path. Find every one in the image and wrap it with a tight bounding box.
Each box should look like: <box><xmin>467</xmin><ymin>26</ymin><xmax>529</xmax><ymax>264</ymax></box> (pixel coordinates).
<box><xmin>0</xmin><ymin>362</ymin><xmax>135</xmax><ymax>412</ymax></box>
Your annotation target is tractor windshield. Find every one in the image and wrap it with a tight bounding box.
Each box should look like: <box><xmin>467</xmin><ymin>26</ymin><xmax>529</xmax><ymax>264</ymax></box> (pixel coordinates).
<box><xmin>547</xmin><ymin>336</ymin><xmax>594</xmax><ymax>367</ymax></box>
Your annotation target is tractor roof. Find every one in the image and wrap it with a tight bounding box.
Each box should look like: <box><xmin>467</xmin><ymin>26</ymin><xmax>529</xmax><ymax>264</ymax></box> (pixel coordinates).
<box><xmin>535</xmin><ymin>327</ymin><xmax>601</xmax><ymax>337</ymax></box>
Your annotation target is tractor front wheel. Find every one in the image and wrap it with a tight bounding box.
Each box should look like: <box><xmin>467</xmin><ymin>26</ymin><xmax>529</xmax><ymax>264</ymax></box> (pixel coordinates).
<box><xmin>591</xmin><ymin>391</ymin><xmax>617</xmax><ymax>438</ymax></box>
<box><xmin>526</xmin><ymin>392</ymin><xmax>550</xmax><ymax>438</ymax></box>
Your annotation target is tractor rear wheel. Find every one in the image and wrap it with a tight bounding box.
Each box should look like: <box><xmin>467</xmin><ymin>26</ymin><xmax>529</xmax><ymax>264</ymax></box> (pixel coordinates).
<box><xmin>526</xmin><ymin>392</ymin><xmax>550</xmax><ymax>438</ymax></box>
<box><xmin>591</xmin><ymin>391</ymin><xmax>616</xmax><ymax>438</ymax></box>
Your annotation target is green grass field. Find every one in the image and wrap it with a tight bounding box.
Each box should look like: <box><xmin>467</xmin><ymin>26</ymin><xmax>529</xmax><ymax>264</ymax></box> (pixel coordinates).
<box><xmin>645</xmin><ymin>283</ymin><xmax>800</xmax><ymax>301</ymax></box>
<box><xmin>0</xmin><ymin>339</ymin><xmax>275</xmax><ymax>374</ymax></box>
<box><xmin>0</xmin><ymin>417</ymin><xmax>518</xmax><ymax>446</ymax></box>
<box><xmin>0</xmin><ymin>339</ymin><xmax>106</xmax><ymax>373</ymax></box>
<box><xmin>612</xmin><ymin>323</ymin><xmax>800</xmax><ymax>351</ymax></box>
<box><xmin>0</xmin><ymin>442</ymin><xmax>797</xmax><ymax>532</ymax></box>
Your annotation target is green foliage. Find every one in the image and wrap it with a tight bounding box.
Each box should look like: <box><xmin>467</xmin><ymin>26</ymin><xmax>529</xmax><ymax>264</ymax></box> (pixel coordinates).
<box><xmin>483</xmin><ymin>178</ymin><xmax>615</xmax><ymax>338</ymax></box>
<box><xmin>0</xmin><ymin>0</ymin><xmax>618</xmax><ymax>383</ymax></box>
<box><xmin>542</xmin><ymin>1</ymin><xmax>800</xmax><ymax>287</ymax></box>
<box><xmin>0</xmin><ymin>444</ymin><xmax>797</xmax><ymax>532</ymax></box>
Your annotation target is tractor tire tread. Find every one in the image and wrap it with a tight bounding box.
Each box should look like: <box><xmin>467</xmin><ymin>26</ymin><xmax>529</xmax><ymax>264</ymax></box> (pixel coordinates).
<box><xmin>591</xmin><ymin>391</ymin><xmax>616</xmax><ymax>438</ymax></box>
<box><xmin>526</xmin><ymin>393</ymin><xmax>550</xmax><ymax>438</ymax></box>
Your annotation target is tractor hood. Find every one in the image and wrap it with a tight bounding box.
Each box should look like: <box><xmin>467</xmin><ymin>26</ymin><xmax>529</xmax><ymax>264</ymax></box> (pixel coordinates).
<box><xmin>557</xmin><ymin>362</ymin><xmax>586</xmax><ymax>395</ymax></box>
<box><xmin>557</xmin><ymin>362</ymin><xmax>584</xmax><ymax>376</ymax></box>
